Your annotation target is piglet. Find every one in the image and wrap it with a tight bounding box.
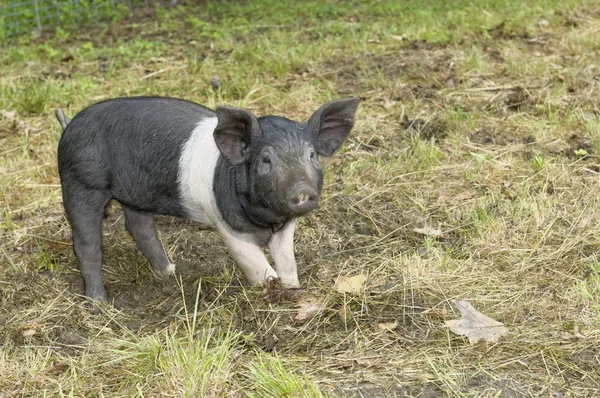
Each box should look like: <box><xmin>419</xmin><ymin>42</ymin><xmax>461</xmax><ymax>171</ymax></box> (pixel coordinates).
<box><xmin>56</xmin><ymin>96</ymin><xmax>359</xmax><ymax>302</ymax></box>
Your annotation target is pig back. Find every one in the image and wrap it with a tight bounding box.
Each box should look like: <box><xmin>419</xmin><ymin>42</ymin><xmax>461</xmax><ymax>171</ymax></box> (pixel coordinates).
<box><xmin>57</xmin><ymin>97</ymin><xmax>215</xmax><ymax>217</ymax></box>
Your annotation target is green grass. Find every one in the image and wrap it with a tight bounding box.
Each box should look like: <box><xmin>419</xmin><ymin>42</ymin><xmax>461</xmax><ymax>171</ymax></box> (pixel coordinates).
<box><xmin>2</xmin><ymin>0</ymin><xmax>600</xmax><ymax>396</ymax></box>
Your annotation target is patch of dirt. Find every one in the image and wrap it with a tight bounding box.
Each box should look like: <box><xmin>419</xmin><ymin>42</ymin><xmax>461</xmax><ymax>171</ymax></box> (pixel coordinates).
<box><xmin>546</xmin><ymin>133</ymin><xmax>596</xmax><ymax>159</ymax></box>
<box><xmin>469</xmin><ymin>127</ymin><xmax>512</xmax><ymax>145</ymax></box>
<box><xmin>339</xmin><ymin>384</ymin><xmax>444</xmax><ymax>398</ymax></box>
<box><xmin>402</xmin><ymin>115</ymin><xmax>447</xmax><ymax>140</ymax></box>
<box><xmin>487</xmin><ymin>22</ymin><xmax>531</xmax><ymax>41</ymax></box>
<box><xmin>328</xmin><ymin>48</ymin><xmax>454</xmax><ymax>98</ymax></box>
<box><xmin>504</xmin><ymin>87</ymin><xmax>532</xmax><ymax>112</ymax></box>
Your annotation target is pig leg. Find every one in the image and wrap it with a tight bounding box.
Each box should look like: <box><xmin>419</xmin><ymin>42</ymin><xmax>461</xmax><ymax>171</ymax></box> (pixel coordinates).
<box><xmin>268</xmin><ymin>219</ymin><xmax>300</xmax><ymax>288</ymax></box>
<box><xmin>63</xmin><ymin>188</ymin><xmax>111</xmax><ymax>302</ymax></box>
<box><xmin>123</xmin><ymin>205</ymin><xmax>175</xmax><ymax>275</ymax></box>
<box><xmin>218</xmin><ymin>227</ymin><xmax>278</xmax><ymax>284</ymax></box>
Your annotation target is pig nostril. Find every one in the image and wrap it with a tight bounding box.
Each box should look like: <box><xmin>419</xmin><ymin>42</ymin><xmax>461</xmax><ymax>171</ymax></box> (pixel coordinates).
<box><xmin>288</xmin><ymin>185</ymin><xmax>319</xmax><ymax>212</ymax></box>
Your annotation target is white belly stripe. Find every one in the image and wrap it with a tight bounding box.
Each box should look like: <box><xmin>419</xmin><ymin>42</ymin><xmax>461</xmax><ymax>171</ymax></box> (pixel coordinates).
<box><xmin>178</xmin><ymin>117</ymin><xmax>220</xmax><ymax>226</ymax></box>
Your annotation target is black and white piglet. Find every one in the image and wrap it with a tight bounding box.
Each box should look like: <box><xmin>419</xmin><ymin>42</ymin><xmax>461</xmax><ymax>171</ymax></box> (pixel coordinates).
<box><xmin>56</xmin><ymin>96</ymin><xmax>359</xmax><ymax>302</ymax></box>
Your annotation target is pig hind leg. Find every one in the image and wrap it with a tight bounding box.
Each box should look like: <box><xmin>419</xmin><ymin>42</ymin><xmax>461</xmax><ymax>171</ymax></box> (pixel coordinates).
<box><xmin>63</xmin><ymin>187</ymin><xmax>111</xmax><ymax>302</ymax></box>
<box><xmin>123</xmin><ymin>205</ymin><xmax>175</xmax><ymax>275</ymax></box>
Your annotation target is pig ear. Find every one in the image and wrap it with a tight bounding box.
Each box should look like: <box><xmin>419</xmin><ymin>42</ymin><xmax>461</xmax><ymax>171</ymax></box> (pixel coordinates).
<box><xmin>307</xmin><ymin>98</ymin><xmax>359</xmax><ymax>157</ymax></box>
<box><xmin>214</xmin><ymin>106</ymin><xmax>262</xmax><ymax>165</ymax></box>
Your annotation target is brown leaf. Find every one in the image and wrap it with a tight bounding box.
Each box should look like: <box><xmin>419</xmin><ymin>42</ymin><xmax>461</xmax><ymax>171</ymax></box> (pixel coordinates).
<box><xmin>334</xmin><ymin>274</ymin><xmax>366</xmax><ymax>294</ymax></box>
<box><xmin>412</xmin><ymin>224</ymin><xmax>443</xmax><ymax>238</ymax></box>
<box><xmin>0</xmin><ymin>110</ymin><xmax>16</xmax><ymax>120</ymax></box>
<box><xmin>445</xmin><ymin>300</ymin><xmax>508</xmax><ymax>345</ymax></box>
<box><xmin>294</xmin><ymin>294</ymin><xmax>324</xmax><ymax>324</ymax></box>
<box><xmin>390</xmin><ymin>34</ymin><xmax>407</xmax><ymax>42</ymax></box>
<box><xmin>48</xmin><ymin>362</ymin><xmax>69</xmax><ymax>374</ymax></box>
<box><xmin>383</xmin><ymin>99</ymin><xmax>397</xmax><ymax>109</ymax></box>
<box><xmin>377</xmin><ymin>321</ymin><xmax>398</xmax><ymax>332</ymax></box>
<box><xmin>22</xmin><ymin>329</ymin><xmax>36</xmax><ymax>337</ymax></box>
<box><xmin>437</xmin><ymin>190</ymin><xmax>473</xmax><ymax>205</ymax></box>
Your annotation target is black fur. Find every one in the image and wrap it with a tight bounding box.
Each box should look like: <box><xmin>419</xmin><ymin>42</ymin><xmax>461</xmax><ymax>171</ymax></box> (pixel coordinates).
<box><xmin>58</xmin><ymin>97</ymin><xmax>214</xmax><ymax>217</ymax></box>
<box><xmin>213</xmin><ymin>115</ymin><xmax>325</xmax><ymax>245</ymax></box>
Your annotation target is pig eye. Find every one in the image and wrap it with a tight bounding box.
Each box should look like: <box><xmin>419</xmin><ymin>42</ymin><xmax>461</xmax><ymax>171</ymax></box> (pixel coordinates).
<box><xmin>262</xmin><ymin>155</ymin><xmax>271</xmax><ymax>164</ymax></box>
<box><xmin>309</xmin><ymin>151</ymin><xmax>316</xmax><ymax>160</ymax></box>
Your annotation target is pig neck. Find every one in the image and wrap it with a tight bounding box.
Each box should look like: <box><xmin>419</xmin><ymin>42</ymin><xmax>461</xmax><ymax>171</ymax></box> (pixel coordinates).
<box><xmin>236</xmin><ymin>165</ymin><xmax>287</xmax><ymax>230</ymax></box>
<box><xmin>213</xmin><ymin>157</ymin><xmax>288</xmax><ymax>244</ymax></box>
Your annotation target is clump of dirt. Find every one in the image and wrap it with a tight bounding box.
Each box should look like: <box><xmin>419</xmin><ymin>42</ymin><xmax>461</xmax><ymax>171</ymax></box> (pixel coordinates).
<box><xmin>505</xmin><ymin>87</ymin><xmax>532</xmax><ymax>111</ymax></box>
<box><xmin>567</xmin><ymin>134</ymin><xmax>595</xmax><ymax>155</ymax></box>
<box><xmin>262</xmin><ymin>277</ymin><xmax>304</xmax><ymax>304</ymax></box>
<box><xmin>487</xmin><ymin>22</ymin><xmax>531</xmax><ymax>40</ymax></box>
<box><xmin>469</xmin><ymin>127</ymin><xmax>512</xmax><ymax>145</ymax></box>
<box><xmin>547</xmin><ymin>133</ymin><xmax>595</xmax><ymax>159</ymax></box>
<box><xmin>402</xmin><ymin>115</ymin><xmax>447</xmax><ymax>140</ymax></box>
<box><xmin>523</xmin><ymin>135</ymin><xmax>536</xmax><ymax>144</ymax></box>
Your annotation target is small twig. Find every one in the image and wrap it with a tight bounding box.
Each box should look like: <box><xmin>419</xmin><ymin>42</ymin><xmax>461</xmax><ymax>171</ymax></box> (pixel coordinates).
<box><xmin>139</xmin><ymin>65</ymin><xmax>186</xmax><ymax>80</ymax></box>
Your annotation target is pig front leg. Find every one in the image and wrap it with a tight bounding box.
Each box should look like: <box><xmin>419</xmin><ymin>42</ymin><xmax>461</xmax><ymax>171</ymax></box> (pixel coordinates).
<box><xmin>268</xmin><ymin>219</ymin><xmax>300</xmax><ymax>288</ymax></box>
<box><xmin>219</xmin><ymin>227</ymin><xmax>278</xmax><ymax>284</ymax></box>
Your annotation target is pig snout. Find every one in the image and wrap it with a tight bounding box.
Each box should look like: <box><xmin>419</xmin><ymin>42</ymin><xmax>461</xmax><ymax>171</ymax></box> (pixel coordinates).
<box><xmin>287</xmin><ymin>183</ymin><xmax>319</xmax><ymax>215</ymax></box>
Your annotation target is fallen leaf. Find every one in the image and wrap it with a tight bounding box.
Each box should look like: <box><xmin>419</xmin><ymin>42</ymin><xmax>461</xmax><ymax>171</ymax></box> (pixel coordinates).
<box><xmin>22</xmin><ymin>329</ymin><xmax>36</xmax><ymax>337</ymax></box>
<box><xmin>334</xmin><ymin>274</ymin><xmax>366</xmax><ymax>294</ymax></box>
<box><xmin>294</xmin><ymin>294</ymin><xmax>324</xmax><ymax>324</ymax></box>
<box><xmin>383</xmin><ymin>99</ymin><xmax>397</xmax><ymax>109</ymax></box>
<box><xmin>48</xmin><ymin>362</ymin><xmax>69</xmax><ymax>374</ymax></box>
<box><xmin>437</xmin><ymin>190</ymin><xmax>473</xmax><ymax>205</ymax></box>
<box><xmin>60</xmin><ymin>54</ymin><xmax>74</xmax><ymax>63</ymax></box>
<box><xmin>445</xmin><ymin>300</ymin><xmax>508</xmax><ymax>345</ymax></box>
<box><xmin>390</xmin><ymin>34</ymin><xmax>407</xmax><ymax>42</ymax></box>
<box><xmin>354</xmin><ymin>356</ymin><xmax>377</xmax><ymax>366</ymax></box>
<box><xmin>377</xmin><ymin>321</ymin><xmax>398</xmax><ymax>332</ymax></box>
<box><xmin>0</xmin><ymin>110</ymin><xmax>16</xmax><ymax>120</ymax></box>
<box><xmin>412</xmin><ymin>224</ymin><xmax>443</xmax><ymax>238</ymax></box>
<box><xmin>538</xmin><ymin>19</ymin><xmax>549</xmax><ymax>27</ymax></box>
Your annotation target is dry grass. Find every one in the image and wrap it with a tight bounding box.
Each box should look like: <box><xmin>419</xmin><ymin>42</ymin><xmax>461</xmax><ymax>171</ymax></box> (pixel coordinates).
<box><xmin>1</xmin><ymin>0</ymin><xmax>600</xmax><ymax>396</ymax></box>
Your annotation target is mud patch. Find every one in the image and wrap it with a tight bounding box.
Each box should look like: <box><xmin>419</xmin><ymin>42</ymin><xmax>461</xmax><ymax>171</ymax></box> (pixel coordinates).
<box><xmin>487</xmin><ymin>22</ymin><xmax>531</xmax><ymax>40</ymax></box>
<box><xmin>402</xmin><ymin>115</ymin><xmax>448</xmax><ymax>140</ymax></box>
<box><xmin>329</xmin><ymin>47</ymin><xmax>454</xmax><ymax>97</ymax></box>
<box><xmin>469</xmin><ymin>127</ymin><xmax>512</xmax><ymax>145</ymax></box>
<box><xmin>504</xmin><ymin>87</ymin><xmax>532</xmax><ymax>111</ymax></box>
<box><xmin>547</xmin><ymin>133</ymin><xmax>595</xmax><ymax>159</ymax></box>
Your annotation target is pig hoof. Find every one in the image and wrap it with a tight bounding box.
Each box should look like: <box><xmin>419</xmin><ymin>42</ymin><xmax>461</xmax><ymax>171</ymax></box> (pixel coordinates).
<box><xmin>281</xmin><ymin>280</ymin><xmax>301</xmax><ymax>289</ymax></box>
<box><xmin>156</xmin><ymin>263</ymin><xmax>176</xmax><ymax>276</ymax></box>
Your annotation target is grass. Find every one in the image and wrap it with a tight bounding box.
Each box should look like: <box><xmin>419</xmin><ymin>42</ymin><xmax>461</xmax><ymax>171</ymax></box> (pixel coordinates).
<box><xmin>1</xmin><ymin>0</ymin><xmax>600</xmax><ymax>396</ymax></box>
